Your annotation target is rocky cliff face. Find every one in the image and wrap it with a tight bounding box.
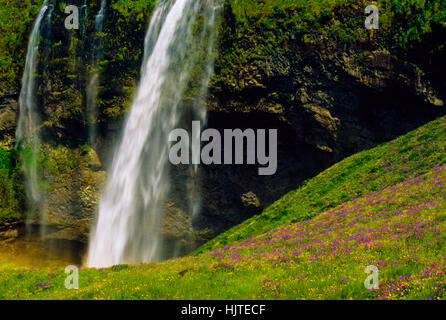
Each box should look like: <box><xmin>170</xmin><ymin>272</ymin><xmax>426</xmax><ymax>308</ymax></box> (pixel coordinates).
<box><xmin>0</xmin><ymin>0</ymin><xmax>445</xmax><ymax>256</ymax></box>
<box><xmin>177</xmin><ymin>1</ymin><xmax>445</xmax><ymax>249</ymax></box>
<box><xmin>192</xmin><ymin>47</ymin><xmax>445</xmax><ymax>247</ymax></box>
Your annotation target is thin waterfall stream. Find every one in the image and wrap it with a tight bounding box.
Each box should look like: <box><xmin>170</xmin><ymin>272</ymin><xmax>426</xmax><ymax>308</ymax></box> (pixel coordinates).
<box><xmin>87</xmin><ymin>0</ymin><xmax>107</xmax><ymax>148</ymax></box>
<box><xmin>15</xmin><ymin>0</ymin><xmax>53</xmax><ymax>224</ymax></box>
<box><xmin>80</xmin><ymin>0</ymin><xmax>88</xmax><ymax>39</ymax></box>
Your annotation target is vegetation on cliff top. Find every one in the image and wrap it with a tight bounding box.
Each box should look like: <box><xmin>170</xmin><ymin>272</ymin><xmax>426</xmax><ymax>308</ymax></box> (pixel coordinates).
<box><xmin>1</xmin><ymin>0</ymin><xmax>445</xmax><ymax>106</ymax></box>
<box><xmin>0</xmin><ymin>115</ymin><xmax>445</xmax><ymax>300</ymax></box>
<box><xmin>212</xmin><ymin>0</ymin><xmax>446</xmax><ymax>104</ymax></box>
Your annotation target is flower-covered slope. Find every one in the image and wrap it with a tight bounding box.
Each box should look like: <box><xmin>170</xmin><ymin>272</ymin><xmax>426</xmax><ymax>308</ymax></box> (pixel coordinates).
<box><xmin>197</xmin><ymin>116</ymin><xmax>446</xmax><ymax>253</ymax></box>
<box><xmin>200</xmin><ymin>165</ymin><xmax>446</xmax><ymax>300</ymax></box>
<box><xmin>1</xmin><ymin>139</ymin><xmax>445</xmax><ymax>299</ymax></box>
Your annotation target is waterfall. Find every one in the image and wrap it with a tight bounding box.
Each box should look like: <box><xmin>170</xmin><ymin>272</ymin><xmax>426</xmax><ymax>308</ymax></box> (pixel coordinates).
<box><xmin>16</xmin><ymin>0</ymin><xmax>51</xmax><ymax>218</ymax></box>
<box><xmin>86</xmin><ymin>0</ymin><xmax>107</xmax><ymax>147</ymax></box>
<box><xmin>95</xmin><ymin>0</ymin><xmax>107</xmax><ymax>32</ymax></box>
<box><xmin>43</xmin><ymin>2</ymin><xmax>54</xmax><ymax>47</ymax></box>
<box><xmin>87</xmin><ymin>0</ymin><xmax>221</xmax><ymax>267</ymax></box>
<box><xmin>80</xmin><ymin>0</ymin><xmax>88</xmax><ymax>39</ymax></box>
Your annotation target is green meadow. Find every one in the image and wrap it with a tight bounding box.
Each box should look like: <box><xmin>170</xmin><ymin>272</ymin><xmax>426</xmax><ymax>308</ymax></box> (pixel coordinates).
<box><xmin>0</xmin><ymin>115</ymin><xmax>444</xmax><ymax>300</ymax></box>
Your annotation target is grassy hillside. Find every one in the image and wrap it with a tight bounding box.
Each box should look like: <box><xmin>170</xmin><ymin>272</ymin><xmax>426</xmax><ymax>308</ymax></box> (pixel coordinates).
<box><xmin>0</xmin><ymin>115</ymin><xmax>445</xmax><ymax>300</ymax></box>
<box><xmin>196</xmin><ymin>115</ymin><xmax>446</xmax><ymax>254</ymax></box>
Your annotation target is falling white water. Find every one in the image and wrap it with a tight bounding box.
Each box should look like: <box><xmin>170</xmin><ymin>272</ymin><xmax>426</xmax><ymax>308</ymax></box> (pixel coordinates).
<box><xmin>16</xmin><ymin>0</ymin><xmax>51</xmax><ymax>213</ymax></box>
<box><xmin>80</xmin><ymin>0</ymin><xmax>88</xmax><ymax>39</ymax></box>
<box><xmin>87</xmin><ymin>0</ymin><xmax>221</xmax><ymax>267</ymax></box>
<box><xmin>95</xmin><ymin>0</ymin><xmax>107</xmax><ymax>31</ymax></box>
<box><xmin>43</xmin><ymin>2</ymin><xmax>54</xmax><ymax>46</ymax></box>
<box><xmin>86</xmin><ymin>0</ymin><xmax>107</xmax><ymax>147</ymax></box>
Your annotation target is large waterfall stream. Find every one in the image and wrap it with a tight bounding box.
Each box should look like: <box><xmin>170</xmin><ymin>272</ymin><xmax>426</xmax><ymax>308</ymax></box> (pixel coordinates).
<box><xmin>14</xmin><ymin>0</ymin><xmax>221</xmax><ymax>268</ymax></box>
<box><xmin>87</xmin><ymin>0</ymin><xmax>221</xmax><ymax>267</ymax></box>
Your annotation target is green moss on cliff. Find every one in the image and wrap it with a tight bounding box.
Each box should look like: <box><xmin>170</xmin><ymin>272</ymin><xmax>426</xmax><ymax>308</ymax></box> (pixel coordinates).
<box><xmin>0</xmin><ymin>147</ymin><xmax>21</xmax><ymax>222</ymax></box>
<box><xmin>1</xmin><ymin>0</ymin><xmax>444</xmax><ymax>133</ymax></box>
<box><xmin>0</xmin><ymin>0</ymin><xmax>42</xmax><ymax>94</ymax></box>
<box><xmin>210</xmin><ymin>0</ymin><xmax>446</xmax><ymax>111</ymax></box>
